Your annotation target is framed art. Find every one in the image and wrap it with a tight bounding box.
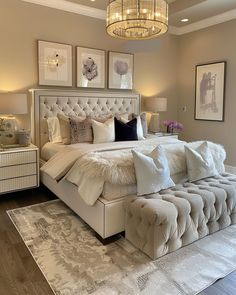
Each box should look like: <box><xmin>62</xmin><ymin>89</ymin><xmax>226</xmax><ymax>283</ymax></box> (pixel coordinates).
<box><xmin>38</xmin><ymin>40</ymin><xmax>72</xmax><ymax>87</ymax></box>
<box><xmin>77</xmin><ymin>47</ymin><xmax>105</xmax><ymax>88</ymax></box>
<box><xmin>108</xmin><ymin>51</ymin><xmax>133</xmax><ymax>90</ymax></box>
<box><xmin>195</xmin><ymin>61</ymin><xmax>226</xmax><ymax>121</ymax></box>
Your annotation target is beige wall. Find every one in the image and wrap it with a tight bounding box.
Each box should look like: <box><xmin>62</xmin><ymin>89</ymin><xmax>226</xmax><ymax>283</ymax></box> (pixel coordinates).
<box><xmin>0</xmin><ymin>0</ymin><xmax>125</xmax><ymax>128</ymax></box>
<box><xmin>178</xmin><ymin>19</ymin><xmax>236</xmax><ymax>165</ymax></box>
<box><xmin>127</xmin><ymin>35</ymin><xmax>179</xmax><ymax>123</ymax></box>
<box><xmin>0</xmin><ymin>1</ymin><xmax>179</xmax><ymax>130</ymax></box>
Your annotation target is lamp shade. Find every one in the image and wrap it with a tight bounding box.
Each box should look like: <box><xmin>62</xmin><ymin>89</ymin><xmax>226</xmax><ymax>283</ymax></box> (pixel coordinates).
<box><xmin>146</xmin><ymin>97</ymin><xmax>167</xmax><ymax>112</ymax></box>
<box><xmin>0</xmin><ymin>93</ymin><xmax>27</xmax><ymax>115</ymax></box>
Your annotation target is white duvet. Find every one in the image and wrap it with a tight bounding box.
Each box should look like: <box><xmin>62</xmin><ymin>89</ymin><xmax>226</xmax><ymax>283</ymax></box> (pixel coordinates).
<box><xmin>40</xmin><ymin>137</ymin><xmax>226</xmax><ymax>206</ymax></box>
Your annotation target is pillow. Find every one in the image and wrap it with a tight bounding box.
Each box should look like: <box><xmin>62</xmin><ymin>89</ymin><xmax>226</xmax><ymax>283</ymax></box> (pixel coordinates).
<box><xmin>69</xmin><ymin>117</ymin><xmax>93</xmax><ymax>144</ymax></box>
<box><xmin>57</xmin><ymin>114</ymin><xmax>83</xmax><ymax>145</ymax></box>
<box><xmin>132</xmin><ymin>146</ymin><xmax>175</xmax><ymax>195</ymax></box>
<box><xmin>130</xmin><ymin>112</ymin><xmax>148</xmax><ymax>137</ymax></box>
<box><xmin>47</xmin><ymin>117</ymin><xmax>62</xmax><ymax>143</ymax></box>
<box><xmin>120</xmin><ymin>115</ymin><xmax>144</xmax><ymax>140</ymax></box>
<box><xmin>185</xmin><ymin>141</ymin><xmax>219</xmax><ymax>182</ymax></box>
<box><xmin>115</xmin><ymin>117</ymin><xmax>138</xmax><ymax>141</ymax></box>
<box><xmin>92</xmin><ymin>117</ymin><xmax>115</xmax><ymax>144</ymax></box>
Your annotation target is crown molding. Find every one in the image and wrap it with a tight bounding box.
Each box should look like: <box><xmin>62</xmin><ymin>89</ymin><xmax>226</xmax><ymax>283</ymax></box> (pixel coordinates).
<box><xmin>173</xmin><ymin>8</ymin><xmax>236</xmax><ymax>35</ymax></box>
<box><xmin>22</xmin><ymin>0</ymin><xmax>106</xmax><ymax>20</ymax></box>
<box><xmin>21</xmin><ymin>0</ymin><xmax>236</xmax><ymax>36</ymax></box>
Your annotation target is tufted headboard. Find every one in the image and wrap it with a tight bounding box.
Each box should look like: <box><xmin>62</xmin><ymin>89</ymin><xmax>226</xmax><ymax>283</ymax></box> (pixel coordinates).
<box><xmin>30</xmin><ymin>89</ymin><xmax>140</xmax><ymax>149</ymax></box>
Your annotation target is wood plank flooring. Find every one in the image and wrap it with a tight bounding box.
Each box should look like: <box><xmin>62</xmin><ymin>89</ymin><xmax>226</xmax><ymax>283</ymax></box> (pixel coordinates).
<box><xmin>0</xmin><ymin>186</ymin><xmax>235</xmax><ymax>295</ymax></box>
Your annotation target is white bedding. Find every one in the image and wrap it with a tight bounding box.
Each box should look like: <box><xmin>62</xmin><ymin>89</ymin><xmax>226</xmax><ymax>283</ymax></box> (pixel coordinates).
<box><xmin>41</xmin><ymin>142</ymin><xmax>137</xmax><ymax>201</ymax></box>
<box><xmin>40</xmin><ymin>138</ymin><xmax>226</xmax><ymax>206</ymax></box>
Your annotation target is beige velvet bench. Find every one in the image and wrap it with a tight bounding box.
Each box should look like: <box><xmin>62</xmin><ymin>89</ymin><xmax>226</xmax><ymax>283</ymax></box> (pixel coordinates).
<box><xmin>124</xmin><ymin>173</ymin><xmax>236</xmax><ymax>260</ymax></box>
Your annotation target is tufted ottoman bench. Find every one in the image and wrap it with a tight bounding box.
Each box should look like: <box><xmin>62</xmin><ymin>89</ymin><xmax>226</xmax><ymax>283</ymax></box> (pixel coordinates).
<box><xmin>124</xmin><ymin>173</ymin><xmax>236</xmax><ymax>260</ymax></box>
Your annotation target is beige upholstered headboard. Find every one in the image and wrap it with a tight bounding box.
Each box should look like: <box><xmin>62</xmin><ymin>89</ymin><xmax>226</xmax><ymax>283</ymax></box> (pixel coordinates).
<box><xmin>30</xmin><ymin>89</ymin><xmax>140</xmax><ymax>149</ymax></box>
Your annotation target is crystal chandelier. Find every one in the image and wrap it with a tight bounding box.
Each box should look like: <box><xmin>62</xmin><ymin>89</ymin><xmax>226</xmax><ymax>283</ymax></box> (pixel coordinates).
<box><xmin>106</xmin><ymin>0</ymin><xmax>168</xmax><ymax>40</ymax></box>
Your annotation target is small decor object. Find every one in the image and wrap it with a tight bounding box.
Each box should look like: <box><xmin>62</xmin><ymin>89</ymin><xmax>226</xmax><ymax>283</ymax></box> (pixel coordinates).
<box><xmin>195</xmin><ymin>61</ymin><xmax>226</xmax><ymax>121</ymax></box>
<box><xmin>77</xmin><ymin>47</ymin><xmax>105</xmax><ymax>88</ymax></box>
<box><xmin>163</xmin><ymin>120</ymin><xmax>183</xmax><ymax>134</ymax></box>
<box><xmin>38</xmin><ymin>40</ymin><xmax>72</xmax><ymax>86</ymax></box>
<box><xmin>106</xmin><ymin>0</ymin><xmax>168</xmax><ymax>40</ymax></box>
<box><xmin>16</xmin><ymin>130</ymin><xmax>31</xmax><ymax>146</ymax></box>
<box><xmin>108</xmin><ymin>52</ymin><xmax>133</xmax><ymax>90</ymax></box>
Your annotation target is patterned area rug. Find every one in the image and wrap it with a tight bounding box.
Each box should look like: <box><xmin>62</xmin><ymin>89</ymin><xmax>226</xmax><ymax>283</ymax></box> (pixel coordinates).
<box><xmin>7</xmin><ymin>200</ymin><xmax>236</xmax><ymax>295</ymax></box>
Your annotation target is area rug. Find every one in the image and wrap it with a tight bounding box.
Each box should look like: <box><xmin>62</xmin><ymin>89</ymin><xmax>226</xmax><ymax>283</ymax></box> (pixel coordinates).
<box><xmin>7</xmin><ymin>200</ymin><xmax>236</xmax><ymax>295</ymax></box>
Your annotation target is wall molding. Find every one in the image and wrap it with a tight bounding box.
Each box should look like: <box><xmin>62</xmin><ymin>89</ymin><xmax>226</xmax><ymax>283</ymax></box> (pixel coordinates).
<box><xmin>225</xmin><ymin>165</ymin><xmax>236</xmax><ymax>175</ymax></box>
<box><xmin>22</xmin><ymin>0</ymin><xmax>106</xmax><ymax>20</ymax></box>
<box><xmin>175</xmin><ymin>8</ymin><xmax>236</xmax><ymax>35</ymax></box>
<box><xmin>22</xmin><ymin>0</ymin><xmax>236</xmax><ymax>35</ymax></box>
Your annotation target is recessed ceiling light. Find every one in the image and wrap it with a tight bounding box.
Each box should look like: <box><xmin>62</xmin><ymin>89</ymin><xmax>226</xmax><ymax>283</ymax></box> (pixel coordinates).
<box><xmin>181</xmin><ymin>18</ymin><xmax>189</xmax><ymax>22</ymax></box>
<box><xmin>91</xmin><ymin>0</ymin><xmax>95</xmax><ymax>2</ymax></box>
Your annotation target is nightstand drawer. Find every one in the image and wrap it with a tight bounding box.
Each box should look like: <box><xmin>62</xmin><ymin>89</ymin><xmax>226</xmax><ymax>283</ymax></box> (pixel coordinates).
<box><xmin>0</xmin><ymin>150</ymin><xmax>37</xmax><ymax>167</ymax></box>
<box><xmin>0</xmin><ymin>175</ymin><xmax>38</xmax><ymax>194</ymax></box>
<box><xmin>0</xmin><ymin>163</ymin><xmax>37</xmax><ymax>180</ymax></box>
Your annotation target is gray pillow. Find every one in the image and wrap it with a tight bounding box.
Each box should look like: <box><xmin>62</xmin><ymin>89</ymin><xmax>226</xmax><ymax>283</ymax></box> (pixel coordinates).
<box><xmin>185</xmin><ymin>141</ymin><xmax>219</xmax><ymax>182</ymax></box>
<box><xmin>132</xmin><ymin>146</ymin><xmax>175</xmax><ymax>196</ymax></box>
<box><xmin>69</xmin><ymin>117</ymin><xmax>93</xmax><ymax>143</ymax></box>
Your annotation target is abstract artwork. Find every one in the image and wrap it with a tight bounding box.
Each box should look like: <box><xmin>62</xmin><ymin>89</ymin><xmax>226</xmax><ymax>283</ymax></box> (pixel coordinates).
<box><xmin>38</xmin><ymin>40</ymin><xmax>72</xmax><ymax>86</ymax></box>
<box><xmin>77</xmin><ymin>47</ymin><xmax>105</xmax><ymax>88</ymax></box>
<box><xmin>108</xmin><ymin>52</ymin><xmax>133</xmax><ymax>90</ymax></box>
<box><xmin>195</xmin><ymin>61</ymin><xmax>226</xmax><ymax>121</ymax></box>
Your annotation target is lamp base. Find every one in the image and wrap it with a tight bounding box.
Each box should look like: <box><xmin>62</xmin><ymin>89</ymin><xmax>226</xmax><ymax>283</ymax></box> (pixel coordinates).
<box><xmin>149</xmin><ymin>113</ymin><xmax>160</xmax><ymax>133</ymax></box>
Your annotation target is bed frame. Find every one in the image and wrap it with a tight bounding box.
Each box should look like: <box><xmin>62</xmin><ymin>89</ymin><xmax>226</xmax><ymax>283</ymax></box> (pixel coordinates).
<box><xmin>30</xmin><ymin>89</ymin><xmax>140</xmax><ymax>239</ymax></box>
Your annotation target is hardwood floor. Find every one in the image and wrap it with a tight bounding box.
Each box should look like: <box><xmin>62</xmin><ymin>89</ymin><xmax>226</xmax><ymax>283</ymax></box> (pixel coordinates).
<box><xmin>0</xmin><ymin>186</ymin><xmax>236</xmax><ymax>295</ymax></box>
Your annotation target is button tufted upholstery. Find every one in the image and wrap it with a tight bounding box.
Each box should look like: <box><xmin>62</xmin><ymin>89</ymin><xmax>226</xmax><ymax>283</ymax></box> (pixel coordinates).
<box><xmin>125</xmin><ymin>173</ymin><xmax>236</xmax><ymax>260</ymax></box>
<box><xmin>39</xmin><ymin>94</ymin><xmax>139</xmax><ymax>148</ymax></box>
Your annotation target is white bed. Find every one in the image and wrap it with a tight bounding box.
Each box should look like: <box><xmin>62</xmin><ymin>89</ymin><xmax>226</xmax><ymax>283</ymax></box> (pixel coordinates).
<box><xmin>30</xmin><ymin>89</ymin><xmax>179</xmax><ymax>240</ymax></box>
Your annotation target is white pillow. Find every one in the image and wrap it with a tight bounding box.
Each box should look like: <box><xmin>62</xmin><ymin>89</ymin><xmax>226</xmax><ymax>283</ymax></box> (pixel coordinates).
<box><xmin>185</xmin><ymin>141</ymin><xmax>219</xmax><ymax>182</ymax></box>
<box><xmin>132</xmin><ymin>146</ymin><xmax>175</xmax><ymax>196</ymax></box>
<box><xmin>47</xmin><ymin>117</ymin><xmax>62</xmax><ymax>143</ymax></box>
<box><xmin>120</xmin><ymin>115</ymin><xmax>144</xmax><ymax>140</ymax></box>
<box><xmin>92</xmin><ymin>117</ymin><xmax>115</xmax><ymax>144</ymax></box>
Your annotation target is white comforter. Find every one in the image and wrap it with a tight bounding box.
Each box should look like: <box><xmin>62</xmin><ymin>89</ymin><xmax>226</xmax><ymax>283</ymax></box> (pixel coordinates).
<box><xmin>40</xmin><ymin>137</ymin><xmax>226</xmax><ymax>206</ymax></box>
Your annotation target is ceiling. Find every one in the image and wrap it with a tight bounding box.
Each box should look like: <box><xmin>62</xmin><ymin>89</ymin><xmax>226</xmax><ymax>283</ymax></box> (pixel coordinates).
<box><xmin>22</xmin><ymin>0</ymin><xmax>236</xmax><ymax>34</ymax></box>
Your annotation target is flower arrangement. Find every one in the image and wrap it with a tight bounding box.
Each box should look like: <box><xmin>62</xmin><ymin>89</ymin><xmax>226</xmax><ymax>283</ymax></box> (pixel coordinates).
<box><xmin>82</xmin><ymin>57</ymin><xmax>98</xmax><ymax>81</ymax></box>
<box><xmin>163</xmin><ymin>120</ymin><xmax>183</xmax><ymax>134</ymax></box>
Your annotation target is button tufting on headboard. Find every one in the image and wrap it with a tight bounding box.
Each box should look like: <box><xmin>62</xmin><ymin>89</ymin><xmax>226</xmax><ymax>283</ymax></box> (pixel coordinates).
<box><xmin>30</xmin><ymin>90</ymin><xmax>140</xmax><ymax>150</ymax></box>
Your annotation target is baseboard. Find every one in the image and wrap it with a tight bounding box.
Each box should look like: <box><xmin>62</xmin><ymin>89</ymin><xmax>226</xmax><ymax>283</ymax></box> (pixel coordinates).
<box><xmin>225</xmin><ymin>165</ymin><xmax>236</xmax><ymax>175</ymax></box>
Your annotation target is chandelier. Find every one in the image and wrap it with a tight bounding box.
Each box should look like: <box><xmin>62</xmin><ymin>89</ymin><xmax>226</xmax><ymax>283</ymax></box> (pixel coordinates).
<box><xmin>106</xmin><ymin>0</ymin><xmax>168</xmax><ymax>40</ymax></box>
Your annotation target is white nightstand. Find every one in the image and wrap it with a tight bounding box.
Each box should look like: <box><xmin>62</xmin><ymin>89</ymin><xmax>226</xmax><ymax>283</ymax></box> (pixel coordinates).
<box><xmin>0</xmin><ymin>144</ymin><xmax>39</xmax><ymax>195</ymax></box>
<box><xmin>147</xmin><ymin>132</ymin><xmax>179</xmax><ymax>139</ymax></box>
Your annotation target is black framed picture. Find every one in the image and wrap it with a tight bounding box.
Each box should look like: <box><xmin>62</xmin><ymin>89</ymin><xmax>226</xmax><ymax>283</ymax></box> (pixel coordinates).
<box><xmin>195</xmin><ymin>61</ymin><xmax>226</xmax><ymax>121</ymax></box>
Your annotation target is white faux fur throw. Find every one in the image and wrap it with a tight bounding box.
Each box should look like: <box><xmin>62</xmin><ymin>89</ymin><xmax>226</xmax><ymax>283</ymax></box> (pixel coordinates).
<box><xmin>72</xmin><ymin>141</ymin><xmax>226</xmax><ymax>185</ymax></box>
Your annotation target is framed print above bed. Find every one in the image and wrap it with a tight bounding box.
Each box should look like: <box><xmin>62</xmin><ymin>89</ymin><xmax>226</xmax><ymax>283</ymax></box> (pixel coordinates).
<box><xmin>77</xmin><ymin>47</ymin><xmax>105</xmax><ymax>88</ymax></box>
<box><xmin>195</xmin><ymin>61</ymin><xmax>226</xmax><ymax>121</ymax></box>
<box><xmin>108</xmin><ymin>51</ymin><xmax>133</xmax><ymax>90</ymax></box>
<box><xmin>38</xmin><ymin>40</ymin><xmax>72</xmax><ymax>87</ymax></box>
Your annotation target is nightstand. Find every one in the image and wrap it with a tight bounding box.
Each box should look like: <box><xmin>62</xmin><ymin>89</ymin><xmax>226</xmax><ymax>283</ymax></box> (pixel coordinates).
<box><xmin>147</xmin><ymin>132</ymin><xmax>179</xmax><ymax>139</ymax></box>
<box><xmin>0</xmin><ymin>144</ymin><xmax>39</xmax><ymax>195</ymax></box>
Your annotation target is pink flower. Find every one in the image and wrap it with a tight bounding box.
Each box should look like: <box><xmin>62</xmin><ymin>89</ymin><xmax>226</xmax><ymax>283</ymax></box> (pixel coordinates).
<box><xmin>162</xmin><ymin>120</ymin><xmax>183</xmax><ymax>131</ymax></box>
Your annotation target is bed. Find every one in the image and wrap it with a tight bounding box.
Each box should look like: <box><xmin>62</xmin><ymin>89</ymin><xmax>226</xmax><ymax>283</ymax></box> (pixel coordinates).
<box><xmin>30</xmin><ymin>89</ymin><xmax>180</xmax><ymax>240</ymax></box>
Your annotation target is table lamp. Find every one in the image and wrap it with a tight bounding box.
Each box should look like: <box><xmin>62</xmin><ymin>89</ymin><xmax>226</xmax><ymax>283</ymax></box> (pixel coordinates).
<box><xmin>0</xmin><ymin>93</ymin><xmax>28</xmax><ymax>145</ymax></box>
<box><xmin>145</xmin><ymin>97</ymin><xmax>167</xmax><ymax>133</ymax></box>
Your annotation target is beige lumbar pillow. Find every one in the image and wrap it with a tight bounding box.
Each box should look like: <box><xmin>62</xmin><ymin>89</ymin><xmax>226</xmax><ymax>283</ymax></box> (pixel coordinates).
<box><xmin>185</xmin><ymin>141</ymin><xmax>219</xmax><ymax>182</ymax></box>
<box><xmin>91</xmin><ymin>117</ymin><xmax>115</xmax><ymax>144</ymax></box>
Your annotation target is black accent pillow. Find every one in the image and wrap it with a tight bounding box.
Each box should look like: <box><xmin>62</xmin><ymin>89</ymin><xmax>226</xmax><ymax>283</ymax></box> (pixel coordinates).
<box><xmin>115</xmin><ymin>117</ymin><xmax>138</xmax><ymax>141</ymax></box>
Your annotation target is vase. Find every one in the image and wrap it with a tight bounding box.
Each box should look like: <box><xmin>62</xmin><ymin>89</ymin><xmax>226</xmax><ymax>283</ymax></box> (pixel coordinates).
<box><xmin>167</xmin><ymin>126</ymin><xmax>174</xmax><ymax>134</ymax></box>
